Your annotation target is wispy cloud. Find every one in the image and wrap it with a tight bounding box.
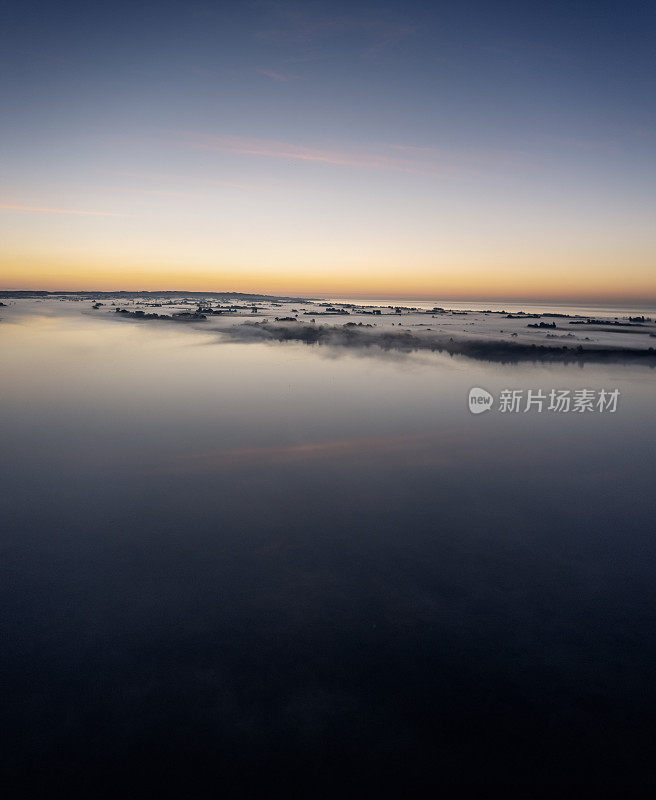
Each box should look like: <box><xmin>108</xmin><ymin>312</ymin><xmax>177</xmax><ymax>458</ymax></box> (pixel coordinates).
<box><xmin>114</xmin><ymin>170</ymin><xmax>252</xmax><ymax>190</ymax></box>
<box><xmin>256</xmin><ymin>7</ymin><xmax>416</xmax><ymax>58</ymax></box>
<box><xmin>0</xmin><ymin>204</ymin><xmax>122</xmax><ymax>217</ymax></box>
<box><xmin>178</xmin><ymin>133</ymin><xmax>468</xmax><ymax>178</ymax></box>
<box><xmin>23</xmin><ymin>48</ymin><xmax>68</xmax><ymax>67</ymax></box>
<box><xmin>256</xmin><ymin>68</ymin><xmax>294</xmax><ymax>82</ymax></box>
<box><xmin>3</xmin><ymin>181</ymin><xmax>196</xmax><ymax>200</ymax></box>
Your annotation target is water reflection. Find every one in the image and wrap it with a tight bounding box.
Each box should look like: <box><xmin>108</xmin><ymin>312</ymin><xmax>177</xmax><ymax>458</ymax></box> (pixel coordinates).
<box><xmin>1</xmin><ymin>301</ymin><xmax>656</xmax><ymax>794</ymax></box>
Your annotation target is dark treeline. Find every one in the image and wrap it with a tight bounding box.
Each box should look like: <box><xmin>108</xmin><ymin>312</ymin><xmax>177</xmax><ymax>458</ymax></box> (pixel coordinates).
<box><xmin>221</xmin><ymin>322</ymin><xmax>656</xmax><ymax>366</ymax></box>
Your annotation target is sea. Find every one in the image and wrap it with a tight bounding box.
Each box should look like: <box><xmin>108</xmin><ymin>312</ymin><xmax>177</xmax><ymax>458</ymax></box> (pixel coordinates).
<box><xmin>1</xmin><ymin>296</ymin><xmax>655</xmax><ymax>795</ymax></box>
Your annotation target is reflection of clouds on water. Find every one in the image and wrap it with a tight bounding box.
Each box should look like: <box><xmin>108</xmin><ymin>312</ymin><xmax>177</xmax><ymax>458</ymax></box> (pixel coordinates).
<box><xmin>3</xmin><ymin>296</ymin><xmax>656</xmax><ymax>795</ymax></box>
<box><xmin>147</xmin><ymin>432</ymin><xmax>460</xmax><ymax>475</ymax></box>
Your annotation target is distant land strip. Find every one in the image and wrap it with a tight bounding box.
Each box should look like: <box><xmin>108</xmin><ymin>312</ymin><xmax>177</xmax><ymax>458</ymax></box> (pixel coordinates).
<box><xmin>221</xmin><ymin>322</ymin><xmax>656</xmax><ymax>366</ymax></box>
<box><xmin>0</xmin><ymin>290</ymin><xmax>315</xmax><ymax>302</ymax></box>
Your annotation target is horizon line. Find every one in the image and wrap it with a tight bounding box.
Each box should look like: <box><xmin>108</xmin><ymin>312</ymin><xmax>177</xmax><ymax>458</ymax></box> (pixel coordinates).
<box><xmin>3</xmin><ymin>288</ymin><xmax>656</xmax><ymax>307</ymax></box>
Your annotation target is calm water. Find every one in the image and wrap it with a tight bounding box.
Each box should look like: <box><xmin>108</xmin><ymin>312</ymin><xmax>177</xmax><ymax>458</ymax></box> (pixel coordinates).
<box><xmin>2</xmin><ymin>300</ymin><xmax>656</xmax><ymax>795</ymax></box>
<box><xmin>328</xmin><ymin>296</ymin><xmax>656</xmax><ymax>316</ymax></box>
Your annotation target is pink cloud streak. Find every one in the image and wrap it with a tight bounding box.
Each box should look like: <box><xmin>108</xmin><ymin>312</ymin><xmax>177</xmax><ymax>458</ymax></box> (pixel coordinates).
<box><xmin>256</xmin><ymin>68</ymin><xmax>293</xmax><ymax>82</ymax></box>
<box><xmin>179</xmin><ymin>134</ymin><xmax>466</xmax><ymax>178</ymax></box>
<box><xmin>0</xmin><ymin>204</ymin><xmax>122</xmax><ymax>217</ymax></box>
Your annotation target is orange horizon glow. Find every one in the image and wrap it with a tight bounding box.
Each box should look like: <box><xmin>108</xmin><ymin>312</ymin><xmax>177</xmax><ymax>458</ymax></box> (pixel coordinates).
<box><xmin>3</xmin><ymin>3</ymin><xmax>655</xmax><ymax>315</ymax></box>
<box><xmin>2</xmin><ymin>263</ymin><xmax>656</xmax><ymax>305</ymax></box>
<box><xmin>3</xmin><ymin>150</ymin><xmax>654</xmax><ymax>304</ymax></box>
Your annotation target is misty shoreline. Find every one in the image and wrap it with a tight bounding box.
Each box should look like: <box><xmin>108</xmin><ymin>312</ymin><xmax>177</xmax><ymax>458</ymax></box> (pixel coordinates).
<box><xmin>217</xmin><ymin>321</ymin><xmax>656</xmax><ymax>366</ymax></box>
<box><xmin>5</xmin><ymin>295</ymin><xmax>656</xmax><ymax>365</ymax></box>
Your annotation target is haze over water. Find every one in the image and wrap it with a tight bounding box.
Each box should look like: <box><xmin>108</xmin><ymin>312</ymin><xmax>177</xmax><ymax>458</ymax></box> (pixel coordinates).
<box><xmin>329</xmin><ymin>297</ymin><xmax>656</xmax><ymax>316</ymax></box>
<box><xmin>2</xmin><ymin>298</ymin><xmax>656</xmax><ymax>794</ymax></box>
<box><xmin>2</xmin><ymin>0</ymin><xmax>656</xmax><ymax>793</ymax></box>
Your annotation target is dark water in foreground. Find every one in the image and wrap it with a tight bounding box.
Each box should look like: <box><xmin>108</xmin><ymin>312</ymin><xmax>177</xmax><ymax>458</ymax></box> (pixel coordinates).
<box><xmin>2</xmin><ymin>301</ymin><xmax>656</xmax><ymax>796</ymax></box>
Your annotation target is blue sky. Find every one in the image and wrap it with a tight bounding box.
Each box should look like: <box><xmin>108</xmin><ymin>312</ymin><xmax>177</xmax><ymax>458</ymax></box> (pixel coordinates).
<box><xmin>1</xmin><ymin>0</ymin><xmax>655</xmax><ymax>298</ymax></box>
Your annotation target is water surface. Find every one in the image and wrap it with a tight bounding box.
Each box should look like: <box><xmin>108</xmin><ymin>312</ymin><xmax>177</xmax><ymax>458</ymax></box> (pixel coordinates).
<box><xmin>2</xmin><ymin>299</ymin><xmax>655</xmax><ymax>795</ymax></box>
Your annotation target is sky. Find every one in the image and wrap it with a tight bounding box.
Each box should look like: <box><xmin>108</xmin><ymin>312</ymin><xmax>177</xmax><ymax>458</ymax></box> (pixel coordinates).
<box><xmin>1</xmin><ymin>0</ymin><xmax>655</xmax><ymax>300</ymax></box>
